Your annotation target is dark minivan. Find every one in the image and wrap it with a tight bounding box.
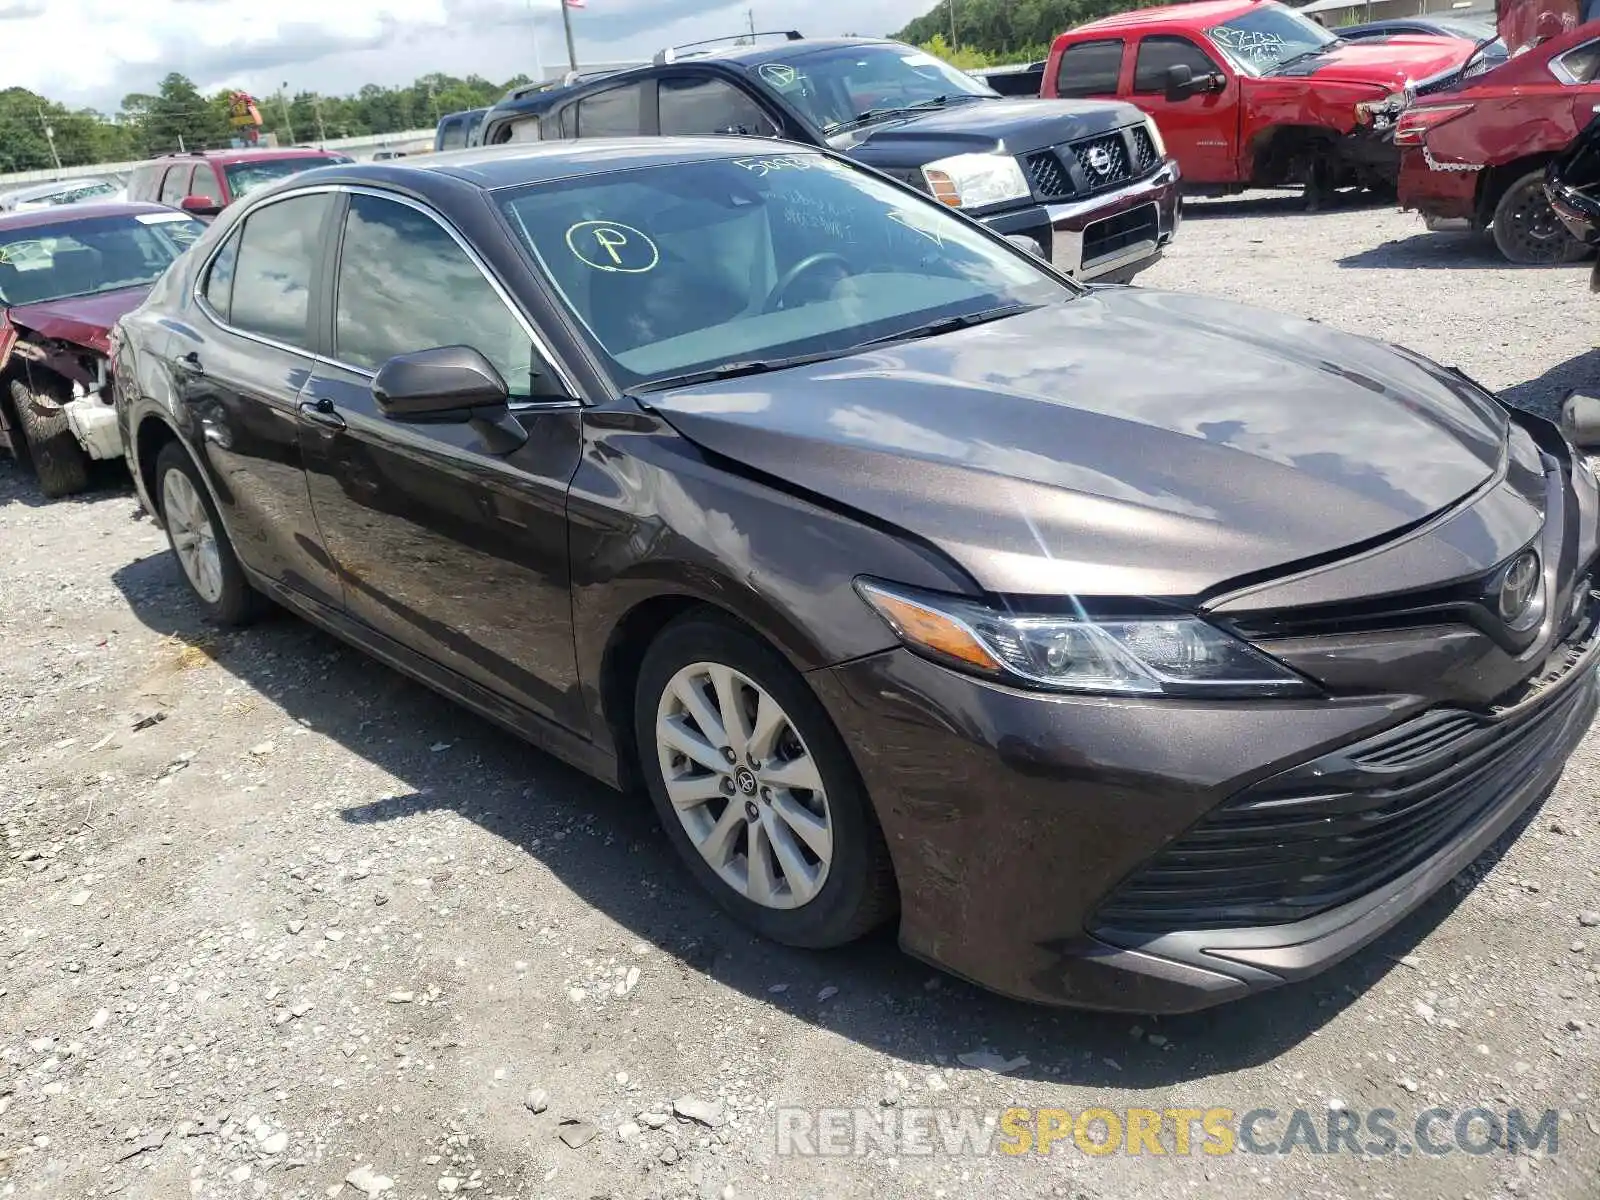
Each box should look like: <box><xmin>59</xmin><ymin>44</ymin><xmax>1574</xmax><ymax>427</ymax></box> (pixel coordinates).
<box><xmin>470</xmin><ymin>32</ymin><xmax>1182</xmax><ymax>284</ymax></box>
<box><xmin>114</xmin><ymin>140</ymin><xmax>1599</xmax><ymax>1014</ymax></box>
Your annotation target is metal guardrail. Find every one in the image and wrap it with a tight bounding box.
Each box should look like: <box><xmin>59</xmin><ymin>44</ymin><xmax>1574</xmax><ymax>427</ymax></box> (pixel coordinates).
<box><xmin>0</xmin><ymin>127</ymin><xmax>438</xmax><ymax>192</ymax></box>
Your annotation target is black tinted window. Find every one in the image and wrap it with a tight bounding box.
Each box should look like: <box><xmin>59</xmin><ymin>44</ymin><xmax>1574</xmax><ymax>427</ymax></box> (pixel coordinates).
<box><xmin>576</xmin><ymin>85</ymin><xmax>644</xmax><ymax>136</ymax></box>
<box><xmin>1134</xmin><ymin>36</ymin><xmax>1220</xmax><ymax>92</ymax></box>
<box><xmin>660</xmin><ymin>76</ymin><xmax>779</xmax><ymax>137</ymax></box>
<box><xmin>1055</xmin><ymin>39</ymin><xmax>1124</xmax><ymax>98</ymax></box>
<box><xmin>159</xmin><ymin>166</ymin><xmax>193</xmax><ymax>205</ymax></box>
<box><xmin>204</xmin><ymin>229</ymin><xmax>241</xmax><ymax>317</ymax></box>
<box><xmin>228</xmin><ymin>194</ymin><xmax>331</xmax><ymax>347</ymax></box>
<box><xmin>334</xmin><ymin>194</ymin><xmax>538</xmax><ymax>396</ymax></box>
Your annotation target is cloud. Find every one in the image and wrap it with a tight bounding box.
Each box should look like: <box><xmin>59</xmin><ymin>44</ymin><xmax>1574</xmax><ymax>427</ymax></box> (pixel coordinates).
<box><xmin>7</xmin><ymin>0</ymin><xmax>933</xmax><ymax>111</ymax></box>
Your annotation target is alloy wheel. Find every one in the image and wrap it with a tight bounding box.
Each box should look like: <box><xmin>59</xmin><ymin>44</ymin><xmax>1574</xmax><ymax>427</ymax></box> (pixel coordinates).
<box><xmin>162</xmin><ymin>468</ymin><xmax>224</xmax><ymax>604</ymax></box>
<box><xmin>654</xmin><ymin>661</ymin><xmax>833</xmax><ymax>910</ymax></box>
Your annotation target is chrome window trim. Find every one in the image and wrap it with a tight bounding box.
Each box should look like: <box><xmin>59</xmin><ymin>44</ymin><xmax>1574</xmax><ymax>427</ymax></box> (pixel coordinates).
<box><xmin>191</xmin><ymin>182</ymin><xmax>582</xmax><ymax>406</ymax></box>
<box><xmin>1551</xmin><ymin>38</ymin><xmax>1600</xmax><ymax>85</ymax></box>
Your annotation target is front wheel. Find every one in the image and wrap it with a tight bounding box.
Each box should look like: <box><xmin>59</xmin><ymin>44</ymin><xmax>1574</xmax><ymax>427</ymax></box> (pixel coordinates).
<box><xmin>154</xmin><ymin>441</ymin><xmax>266</xmax><ymax>625</ymax></box>
<box><xmin>10</xmin><ymin>379</ymin><xmax>89</xmax><ymax>498</ymax></box>
<box><xmin>1493</xmin><ymin>171</ymin><xmax>1589</xmax><ymax>265</ymax></box>
<box><xmin>634</xmin><ymin>613</ymin><xmax>897</xmax><ymax>948</ymax></box>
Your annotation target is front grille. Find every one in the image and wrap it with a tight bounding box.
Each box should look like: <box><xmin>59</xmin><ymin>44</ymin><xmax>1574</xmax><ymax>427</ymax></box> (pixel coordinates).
<box><xmin>1071</xmin><ymin>134</ymin><xmax>1133</xmax><ymax>190</ymax></box>
<box><xmin>1093</xmin><ymin>668</ymin><xmax>1597</xmax><ymax>934</ymax></box>
<box><xmin>1082</xmin><ymin>202</ymin><xmax>1158</xmax><ymax>267</ymax></box>
<box><xmin>1024</xmin><ymin>150</ymin><xmax>1071</xmax><ymax>200</ymax></box>
<box><xmin>1024</xmin><ymin>126</ymin><xmax>1160</xmax><ymax>202</ymax></box>
<box><xmin>1130</xmin><ymin>124</ymin><xmax>1159</xmax><ymax>171</ymax></box>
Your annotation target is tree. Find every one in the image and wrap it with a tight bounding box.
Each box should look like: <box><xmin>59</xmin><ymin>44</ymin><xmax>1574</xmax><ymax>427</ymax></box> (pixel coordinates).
<box><xmin>896</xmin><ymin>0</ymin><xmax>1168</xmax><ymax>60</ymax></box>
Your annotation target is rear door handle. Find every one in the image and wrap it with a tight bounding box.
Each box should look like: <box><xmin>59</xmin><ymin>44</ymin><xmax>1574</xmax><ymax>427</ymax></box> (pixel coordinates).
<box><xmin>176</xmin><ymin>351</ymin><xmax>204</xmax><ymax>375</ymax></box>
<box><xmin>297</xmin><ymin>397</ymin><xmax>346</xmax><ymax>431</ymax></box>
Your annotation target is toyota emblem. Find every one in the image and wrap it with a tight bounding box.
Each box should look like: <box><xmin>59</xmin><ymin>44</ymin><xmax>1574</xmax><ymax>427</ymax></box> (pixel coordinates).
<box><xmin>1086</xmin><ymin>146</ymin><xmax>1114</xmax><ymax>175</ymax></box>
<box><xmin>1496</xmin><ymin>549</ymin><xmax>1541</xmax><ymax>629</ymax></box>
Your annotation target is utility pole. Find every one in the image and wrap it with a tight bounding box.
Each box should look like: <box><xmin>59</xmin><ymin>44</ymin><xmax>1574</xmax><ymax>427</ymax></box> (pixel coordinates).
<box><xmin>312</xmin><ymin>95</ymin><xmax>328</xmax><ymax>143</ymax></box>
<box><xmin>747</xmin><ymin>8</ymin><xmax>756</xmax><ymax>38</ymax></box>
<box><xmin>948</xmin><ymin>0</ymin><xmax>958</xmax><ymax>49</ymax></box>
<box><xmin>35</xmin><ymin>103</ymin><xmax>62</xmax><ymax>172</ymax></box>
<box><xmin>560</xmin><ymin>0</ymin><xmax>578</xmax><ymax>73</ymax></box>
<box><xmin>279</xmin><ymin>82</ymin><xmax>296</xmax><ymax>144</ymax></box>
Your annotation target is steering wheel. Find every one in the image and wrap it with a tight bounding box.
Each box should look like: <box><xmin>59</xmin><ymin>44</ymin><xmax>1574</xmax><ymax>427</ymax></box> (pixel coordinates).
<box><xmin>764</xmin><ymin>252</ymin><xmax>851</xmax><ymax>313</ymax></box>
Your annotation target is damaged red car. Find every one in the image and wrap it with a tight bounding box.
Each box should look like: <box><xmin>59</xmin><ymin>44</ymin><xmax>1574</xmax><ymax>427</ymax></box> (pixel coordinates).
<box><xmin>1395</xmin><ymin>22</ymin><xmax>1600</xmax><ymax>263</ymax></box>
<box><xmin>0</xmin><ymin>203</ymin><xmax>205</xmax><ymax>497</ymax></box>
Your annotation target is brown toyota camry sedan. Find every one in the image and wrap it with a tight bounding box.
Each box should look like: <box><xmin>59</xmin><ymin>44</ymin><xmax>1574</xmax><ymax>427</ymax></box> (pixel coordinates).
<box><xmin>112</xmin><ymin>138</ymin><xmax>1600</xmax><ymax>1013</ymax></box>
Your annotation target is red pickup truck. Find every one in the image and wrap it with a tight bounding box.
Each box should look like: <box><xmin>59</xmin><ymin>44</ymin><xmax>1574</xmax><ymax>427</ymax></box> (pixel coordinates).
<box><xmin>1396</xmin><ymin>21</ymin><xmax>1600</xmax><ymax>263</ymax></box>
<box><xmin>1041</xmin><ymin>0</ymin><xmax>1476</xmax><ymax>200</ymax></box>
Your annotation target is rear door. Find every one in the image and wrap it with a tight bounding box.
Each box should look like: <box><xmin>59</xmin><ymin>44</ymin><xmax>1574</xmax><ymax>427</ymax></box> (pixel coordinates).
<box><xmin>1049</xmin><ymin>37</ymin><xmax>1126</xmax><ymax>100</ymax></box>
<box><xmin>297</xmin><ymin>189</ymin><xmax>586</xmax><ymax>728</ymax></box>
<box><xmin>159</xmin><ymin>165</ymin><xmax>195</xmax><ymax>208</ymax></box>
<box><xmin>1130</xmin><ymin>34</ymin><xmax>1240</xmax><ymax>183</ymax></box>
<box><xmin>181</xmin><ymin>190</ymin><xmax>345</xmax><ymax>610</ymax></box>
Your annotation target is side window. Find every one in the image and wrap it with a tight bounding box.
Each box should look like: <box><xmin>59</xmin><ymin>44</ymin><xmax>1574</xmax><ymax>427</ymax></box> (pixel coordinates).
<box><xmin>191</xmin><ymin>165</ymin><xmax>224</xmax><ymax>205</ymax></box>
<box><xmin>575</xmin><ymin>84</ymin><xmax>645</xmax><ymax>136</ymax></box>
<box><xmin>1556</xmin><ymin>40</ymin><xmax>1600</xmax><ymax>84</ymax></box>
<box><xmin>439</xmin><ymin>118</ymin><xmax>466</xmax><ymax>151</ymax></box>
<box><xmin>129</xmin><ymin>166</ymin><xmax>160</xmax><ymax>202</ymax></box>
<box><xmin>659</xmin><ymin>76</ymin><xmax>780</xmax><ymax>137</ymax></box>
<box><xmin>159</xmin><ymin>166</ymin><xmax>194</xmax><ymax>206</ymax></box>
<box><xmin>228</xmin><ymin>193</ymin><xmax>332</xmax><ymax>348</ymax></box>
<box><xmin>492</xmin><ymin>115</ymin><xmax>543</xmax><ymax>144</ymax></box>
<box><xmin>1134</xmin><ymin>36</ymin><xmax>1221</xmax><ymax>92</ymax></box>
<box><xmin>1054</xmin><ymin>39</ymin><xmax>1125</xmax><ymax>98</ymax></box>
<box><xmin>334</xmin><ymin>193</ymin><xmax>541</xmax><ymax>398</ymax></box>
<box><xmin>203</xmin><ymin>229</ymin><xmax>241</xmax><ymax>319</ymax></box>
<box><xmin>556</xmin><ymin>106</ymin><xmax>577</xmax><ymax>139</ymax></box>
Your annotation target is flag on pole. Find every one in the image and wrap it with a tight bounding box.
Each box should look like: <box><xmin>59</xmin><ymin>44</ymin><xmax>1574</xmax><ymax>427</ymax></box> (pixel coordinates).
<box><xmin>564</xmin><ymin>0</ymin><xmax>585</xmax><ymax>7</ymax></box>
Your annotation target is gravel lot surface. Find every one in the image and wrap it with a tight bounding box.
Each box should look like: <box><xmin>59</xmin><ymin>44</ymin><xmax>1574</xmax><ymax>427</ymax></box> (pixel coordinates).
<box><xmin>2</xmin><ymin>193</ymin><xmax>1599</xmax><ymax>1200</ymax></box>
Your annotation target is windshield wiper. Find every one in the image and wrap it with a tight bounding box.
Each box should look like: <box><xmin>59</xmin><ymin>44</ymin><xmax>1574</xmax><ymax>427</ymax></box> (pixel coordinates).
<box><xmin>823</xmin><ymin>94</ymin><xmax>970</xmax><ymax>136</ymax></box>
<box><xmin>632</xmin><ymin>348</ymin><xmax>850</xmax><ymax>392</ymax></box>
<box><xmin>1270</xmin><ymin>41</ymin><xmax>1343</xmax><ymax>74</ymax></box>
<box><xmin>860</xmin><ymin>302</ymin><xmax>1037</xmax><ymax>348</ymax></box>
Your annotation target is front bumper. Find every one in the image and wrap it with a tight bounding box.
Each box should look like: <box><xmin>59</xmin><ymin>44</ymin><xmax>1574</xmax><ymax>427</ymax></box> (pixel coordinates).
<box><xmin>812</xmin><ymin>587</ymin><xmax>1600</xmax><ymax>1013</ymax></box>
<box><xmin>980</xmin><ymin>159</ymin><xmax>1182</xmax><ymax>284</ymax></box>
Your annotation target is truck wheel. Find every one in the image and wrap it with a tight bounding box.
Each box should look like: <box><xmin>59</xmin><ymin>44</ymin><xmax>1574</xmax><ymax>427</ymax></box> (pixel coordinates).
<box><xmin>9</xmin><ymin>379</ymin><xmax>89</xmax><ymax>498</ymax></box>
<box><xmin>1492</xmin><ymin>171</ymin><xmax>1589</xmax><ymax>265</ymax></box>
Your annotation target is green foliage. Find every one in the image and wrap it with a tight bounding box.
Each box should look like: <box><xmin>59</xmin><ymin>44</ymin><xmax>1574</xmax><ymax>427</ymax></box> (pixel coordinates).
<box><xmin>0</xmin><ymin>71</ymin><xmax>531</xmax><ymax>172</ymax></box>
<box><xmin>896</xmin><ymin>0</ymin><xmax>1166</xmax><ymax>60</ymax></box>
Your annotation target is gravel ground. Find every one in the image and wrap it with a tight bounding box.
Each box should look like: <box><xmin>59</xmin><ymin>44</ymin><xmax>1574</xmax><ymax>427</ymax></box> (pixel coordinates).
<box><xmin>2</xmin><ymin>193</ymin><xmax>1599</xmax><ymax>1200</ymax></box>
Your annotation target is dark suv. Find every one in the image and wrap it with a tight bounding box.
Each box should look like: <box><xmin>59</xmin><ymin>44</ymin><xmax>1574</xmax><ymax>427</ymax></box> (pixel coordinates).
<box><xmin>126</xmin><ymin>148</ymin><xmax>353</xmax><ymax>217</ymax></box>
<box><xmin>470</xmin><ymin>32</ymin><xmax>1182</xmax><ymax>284</ymax></box>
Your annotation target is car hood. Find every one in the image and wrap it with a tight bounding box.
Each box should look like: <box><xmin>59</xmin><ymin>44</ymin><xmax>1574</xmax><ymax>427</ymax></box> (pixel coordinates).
<box><xmin>1284</xmin><ymin>36</ymin><xmax>1474</xmax><ymax>88</ymax></box>
<box><xmin>645</xmin><ymin>289</ymin><xmax>1507</xmax><ymax>599</ymax></box>
<box><xmin>3</xmin><ymin>286</ymin><xmax>150</xmax><ymax>354</ymax></box>
<box><xmin>836</xmin><ymin>96</ymin><xmax>1144</xmax><ymax>158</ymax></box>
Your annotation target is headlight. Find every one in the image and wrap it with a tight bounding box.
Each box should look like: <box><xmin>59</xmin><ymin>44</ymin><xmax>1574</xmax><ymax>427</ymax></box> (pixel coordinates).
<box><xmin>856</xmin><ymin>579</ymin><xmax>1312</xmax><ymax>697</ymax></box>
<box><xmin>1142</xmin><ymin>116</ymin><xmax>1166</xmax><ymax>159</ymax></box>
<box><xmin>921</xmin><ymin>152</ymin><xmax>1031</xmax><ymax>209</ymax></box>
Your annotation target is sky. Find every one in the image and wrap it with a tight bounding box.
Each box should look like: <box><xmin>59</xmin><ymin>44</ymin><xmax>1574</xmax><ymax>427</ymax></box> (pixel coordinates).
<box><xmin>1</xmin><ymin>0</ymin><xmax>937</xmax><ymax>113</ymax></box>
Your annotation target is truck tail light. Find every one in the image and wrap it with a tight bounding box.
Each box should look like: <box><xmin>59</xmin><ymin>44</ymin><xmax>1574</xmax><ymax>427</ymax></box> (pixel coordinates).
<box><xmin>1394</xmin><ymin>104</ymin><xmax>1474</xmax><ymax>146</ymax></box>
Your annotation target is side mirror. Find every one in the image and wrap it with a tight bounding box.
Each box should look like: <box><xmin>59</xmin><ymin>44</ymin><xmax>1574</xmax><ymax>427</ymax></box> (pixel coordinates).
<box><xmin>180</xmin><ymin>195</ymin><xmax>221</xmax><ymax>216</ymax></box>
<box><xmin>1561</xmin><ymin>389</ymin><xmax>1600</xmax><ymax>451</ymax></box>
<box><xmin>1164</xmin><ymin>64</ymin><xmax>1196</xmax><ymax>103</ymax></box>
<box><xmin>374</xmin><ymin>345</ymin><xmax>528</xmax><ymax>453</ymax></box>
<box><xmin>1005</xmin><ymin>233</ymin><xmax>1046</xmax><ymax>258</ymax></box>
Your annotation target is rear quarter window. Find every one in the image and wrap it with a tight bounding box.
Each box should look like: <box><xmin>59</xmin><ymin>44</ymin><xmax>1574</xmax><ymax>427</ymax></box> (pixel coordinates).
<box><xmin>1055</xmin><ymin>38</ymin><xmax>1125</xmax><ymax>98</ymax></box>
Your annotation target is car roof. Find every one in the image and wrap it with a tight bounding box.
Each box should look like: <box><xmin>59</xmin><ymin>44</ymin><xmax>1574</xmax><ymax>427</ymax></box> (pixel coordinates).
<box><xmin>1066</xmin><ymin>0</ymin><xmax>1261</xmax><ymax>35</ymax></box>
<box><xmin>142</xmin><ymin>148</ymin><xmax>344</xmax><ymax>166</ymax></box>
<box><xmin>0</xmin><ymin>201</ymin><xmax>181</xmax><ymax>233</ymax></box>
<box><xmin>665</xmin><ymin>35</ymin><xmax>895</xmax><ymax>64</ymax></box>
<box><xmin>287</xmin><ymin>138</ymin><xmax>827</xmax><ymax>192</ymax></box>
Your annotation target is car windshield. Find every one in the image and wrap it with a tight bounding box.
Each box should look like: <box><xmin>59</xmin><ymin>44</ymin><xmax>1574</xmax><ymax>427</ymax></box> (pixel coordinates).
<box><xmin>747</xmin><ymin>43</ymin><xmax>995</xmax><ymax>134</ymax></box>
<box><xmin>1207</xmin><ymin>3</ymin><xmax>1339</xmax><ymax>75</ymax></box>
<box><xmin>224</xmin><ymin>156</ymin><xmax>351</xmax><ymax>199</ymax></box>
<box><xmin>498</xmin><ymin>151</ymin><xmax>1069</xmax><ymax>389</ymax></box>
<box><xmin>0</xmin><ymin>212</ymin><xmax>205</xmax><ymax>305</ymax></box>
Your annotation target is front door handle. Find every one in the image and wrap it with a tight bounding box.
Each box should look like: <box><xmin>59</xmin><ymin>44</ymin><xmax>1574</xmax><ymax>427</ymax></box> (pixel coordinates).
<box><xmin>297</xmin><ymin>397</ymin><xmax>346</xmax><ymax>431</ymax></box>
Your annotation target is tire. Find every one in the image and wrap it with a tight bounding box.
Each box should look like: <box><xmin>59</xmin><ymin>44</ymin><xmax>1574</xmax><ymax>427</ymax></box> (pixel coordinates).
<box><xmin>634</xmin><ymin>612</ymin><xmax>897</xmax><ymax>949</ymax></box>
<box><xmin>10</xmin><ymin>378</ymin><xmax>89</xmax><ymax>498</ymax></box>
<box><xmin>1492</xmin><ymin>170</ymin><xmax>1589</xmax><ymax>265</ymax></box>
<box><xmin>153</xmin><ymin>440</ymin><xmax>267</xmax><ymax>626</ymax></box>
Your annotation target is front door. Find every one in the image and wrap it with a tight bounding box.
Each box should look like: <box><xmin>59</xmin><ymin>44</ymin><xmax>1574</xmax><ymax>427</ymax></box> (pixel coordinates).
<box><xmin>178</xmin><ymin>190</ymin><xmax>345</xmax><ymax>610</ymax></box>
<box><xmin>297</xmin><ymin>190</ymin><xmax>586</xmax><ymax>728</ymax></box>
<box><xmin>1129</xmin><ymin>34</ymin><xmax>1239</xmax><ymax>184</ymax></box>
